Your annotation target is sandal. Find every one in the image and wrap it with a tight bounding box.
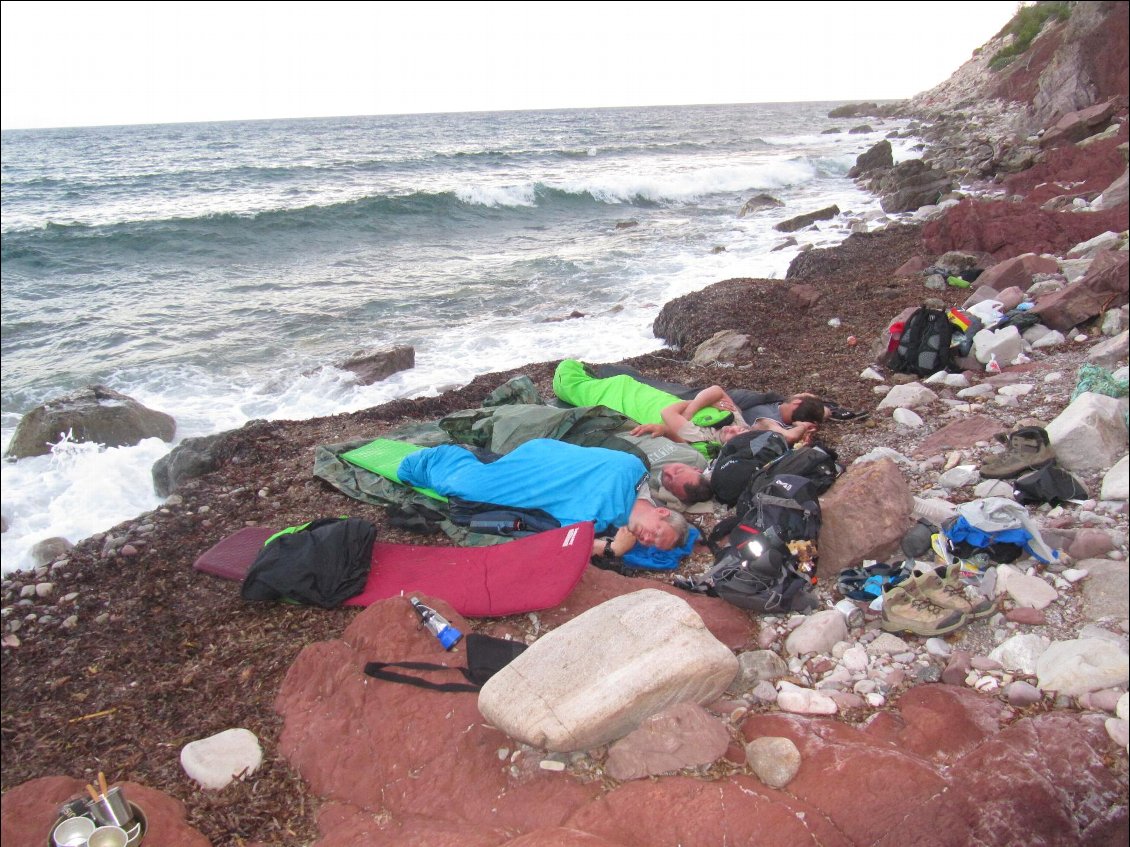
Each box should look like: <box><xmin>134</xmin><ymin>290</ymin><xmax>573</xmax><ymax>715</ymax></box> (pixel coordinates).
<box><xmin>980</xmin><ymin>426</ymin><xmax>1055</xmax><ymax>479</ymax></box>
<box><xmin>825</xmin><ymin>401</ymin><xmax>869</xmax><ymax>422</ymax></box>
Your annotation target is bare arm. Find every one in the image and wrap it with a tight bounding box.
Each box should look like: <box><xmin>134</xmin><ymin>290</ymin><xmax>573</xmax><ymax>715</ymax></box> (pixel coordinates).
<box><xmin>656</xmin><ymin>385</ymin><xmax>728</xmax><ymax>443</ymax></box>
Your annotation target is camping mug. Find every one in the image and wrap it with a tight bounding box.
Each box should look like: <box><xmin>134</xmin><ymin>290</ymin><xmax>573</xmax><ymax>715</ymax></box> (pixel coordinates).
<box><xmin>87</xmin><ymin>825</ymin><xmax>129</xmax><ymax>847</ymax></box>
<box><xmin>87</xmin><ymin>787</ymin><xmax>134</xmax><ymax>829</ymax></box>
<box><xmin>833</xmin><ymin>598</ymin><xmax>864</xmax><ymax>629</ymax></box>
<box><xmin>51</xmin><ymin>815</ymin><xmax>95</xmax><ymax>847</ymax></box>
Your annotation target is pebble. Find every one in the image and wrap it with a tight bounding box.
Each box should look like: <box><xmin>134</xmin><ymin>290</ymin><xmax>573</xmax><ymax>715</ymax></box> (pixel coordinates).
<box><xmin>925</xmin><ymin>638</ymin><xmax>952</xmax><ymax>658</ymax></box>
<box><xmin>745</xmin><ymin>736</ymin><xmax>801</xmax><ymax>789</ymax></box>
<box><xmin>865</xmin><ymin>693</ymin><xmax>886</xmax><ymax>708</ymax></box>
<box><xmin>1005</xmin><ymin>607</ymin><xmax>1046</xmax><ymax>625</ymax></box>
<box><xmin>539</xmin><ymin>759</ymin><xmax>566</xmax><ymax>772</ymax></box>
<box><xmin>866</xmin><ymin>633</ymin><xmax>909</xmax><ymax>656</ymax></box>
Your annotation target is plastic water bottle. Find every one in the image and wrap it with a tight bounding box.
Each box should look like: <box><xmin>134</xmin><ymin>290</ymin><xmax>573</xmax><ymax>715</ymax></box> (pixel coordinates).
<box><xmin>410</xmin><ymin>598</ymin><xmax>462</xmax><ymax>649</ymax></box>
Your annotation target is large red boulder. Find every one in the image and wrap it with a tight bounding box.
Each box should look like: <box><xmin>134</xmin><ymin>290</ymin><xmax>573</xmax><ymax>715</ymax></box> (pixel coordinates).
<box><xmin>1031</xmin><ymin>249</ymin><xmax>1130</xmax><ymax>331</ymax></box>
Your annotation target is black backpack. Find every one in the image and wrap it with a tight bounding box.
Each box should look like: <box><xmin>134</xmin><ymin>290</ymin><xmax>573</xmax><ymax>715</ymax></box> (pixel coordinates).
<box><xmin>890</xmin><ymin>307</ymin><xmax>953</xmax><ymax>376</ymax></box>
<box><xmin>710</xmin><ymin>430</ymin><xmax>790</xmax><ymax>506</ymax></box>
<box><xmin>680</xmin><ymin>473</ymin><xmax>822</xmax><ymax>613</ymax></box>
<box><xmin>734</xmin><ymin>443</ymin><xmax>840</xmax><ymax>517</ymax></box>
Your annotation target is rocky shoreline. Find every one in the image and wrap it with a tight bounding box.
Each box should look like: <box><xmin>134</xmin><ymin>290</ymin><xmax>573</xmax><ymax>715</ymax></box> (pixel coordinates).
<box><xmin>4</xmin><ymin>5</ymin><xmax>1130</xmax><ymax>846</ymax></box>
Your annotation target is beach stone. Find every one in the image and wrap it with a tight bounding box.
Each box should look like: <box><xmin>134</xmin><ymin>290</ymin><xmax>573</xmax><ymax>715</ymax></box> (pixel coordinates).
<box><xmin>1031</xmin><ymin>329</ymin><xmax>1068</xmax><ymax>349</ymax></box>
<box><xmin>28</xmin><ymin>537</ymin><xmax>74</xmax><ymax>567</ymax></box>
<box><xmin>479</xmin><ymin>590</ymin><xmax>738</xmax><ymax>751</ymax></box>
<box><xmin>732</xmin><ymin>649</ymin><xmax>788</xmax><ymax>689</ymax></box>
<box><xmin>744</xmin><ymin>736</ymin><xmax>802</xmax><ymax>788</ymax></box>
<box><xmin>1087</xmin><ymin>330</ymin><xmax>1129</xmax><ymax>371</ymax></box>
<box><xmin>989</xmin><ymin>633</ymin><xmax>1051</xmax><ymax>674</ymax></box>
<box><xmin>180</xmin><ymin>727</ymin><xmax>263</xmax><ymax>790</ymax></box>
<box><xmin>691</xmin><ymin>329</ymin><xmax>751</xmax><ymax>365</ymax></box>
<box><xmin>1101</xmin><ymin>455</ymin><xmax>1129</xmax><ymax>500</ymax></box>
<box><xmin>1077</xmin><ymin>558</ymin><xmax>1130</xmax><ymax>620</ymax></box>
<box><xmin>1107</xmin><ymin>717</ymin><xmax>1130</xmax><ymax>749</ymax></box>
<box><xmin>1006</xmin><ymin>680</ymin><xmax>1044</xmax><ymax>707</ymax></box>
<box><xmin>912</xmin><ymin>415</ymin><xmax>1008</xmax><ymax>457</ymax></box>
<box><xmin>784</xmin><ymin>610</ymin><xmax>848</xmax><ymax>657</ymax></box>
<box><xmin>1005</xmin><ymin>607</ymin><xmax>1047</xmax><ymax>625</ymax></box>
<box><xmin>877</xmin><ymin>382</ymin><xmax>937</xmax><ymax>410</ymax></box>
<box><xmin>776</xmin><ymin>683</ymin><xmax>838</xmax><ymax>715</ymax></box>
<box><xmin>995</xmin><ymin>565</ymin><xmax>1059</xmax><ymax>610</ymax></box>
<box><xmin>738</xmin><ymin>193</ymin><xmax>784</xmax><ymax>216</ymax></box>
<box><xmin>1067</xmin><ymin>529</ymin><xmax>1116</xmax><ymax>559</ymax></box>
<box><xmin>893</xmin><ymin>407</ymin><xmax>925</xmax><ymax>428</ymax></box>
<box><xmin>337</xmin><ymin>345</ymin><xmax>415</xmax><ymax>385</ymax></box>
<box><xmin>750</xmin><ymin>680</ymin><xmax>779</xmax><ymax>704</ymax></box>
<box><xmin>817</xmin><ymin>458</ymin><xmax>913</xmax><ymax>574</ymax></box>
<box><xmin>1036</xmin><ymin>638</ymin><xmax>1130</xmax><ymax>696</ymax></box>
<box><xmin>4</xmin><ymin>384</ymin><xmax>176</xmax><ymax>459</ymax></box>
<box><xmin>1046</xmin><ymin>392</ymin><xmax>1129</xmax><ymax>473</ymax></box>
<box><xmin>939</xmin><ymin>465</ymin><xmax>979</xmax><ymax>489</ymax></box>
<box><xmin>774</xmin><ymin>204</ymin><xmax>840</xmax><ymax>232</ymax></box>
<box><xmin>604</xmin><ymin>703</ymin><xmax>730</xmax><ymax>781</ymax></box>
<box><xmin>867</xmin><ymin>633</ymin><xmax>910</xmax><ymax>657</ymax></box>
<box><xmin>841</xmin><ymin>645</ymin><xmax>870</xmax><ymax>671</ymax></box>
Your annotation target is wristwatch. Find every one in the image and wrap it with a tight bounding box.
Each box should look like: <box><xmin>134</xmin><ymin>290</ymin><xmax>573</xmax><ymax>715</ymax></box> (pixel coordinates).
<box><xmin>602</xmin><ymin>538</ymin><xmax>615</xmax><ymax>558</ymax></box>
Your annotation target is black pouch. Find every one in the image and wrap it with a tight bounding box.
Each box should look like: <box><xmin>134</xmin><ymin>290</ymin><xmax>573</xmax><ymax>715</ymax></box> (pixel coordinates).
<box><xmin>364</xmin><ymin>633</ymin><xmax>527</xmax><ymax>692</ymax></box>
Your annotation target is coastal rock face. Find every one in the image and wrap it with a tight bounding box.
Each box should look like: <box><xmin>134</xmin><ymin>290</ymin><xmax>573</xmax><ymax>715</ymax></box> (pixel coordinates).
<box><xmin>874</xmin><ymin>159</ymin><xmax>953</xmax><ymax>213</ymax></box>
<box><xmin>921</xmin><ymin>196</ymin><xmax>1128</xmax><ymax>260</ymax></box>
<box><xmin>1030</xmin><ymin>249</ymin><xmax>1130</xmax><ymax>331</ymax></box>
<box><xmin>5</xmin><ymin>385</ymin><xmax>175</xmax><ymax>459</ymax></box>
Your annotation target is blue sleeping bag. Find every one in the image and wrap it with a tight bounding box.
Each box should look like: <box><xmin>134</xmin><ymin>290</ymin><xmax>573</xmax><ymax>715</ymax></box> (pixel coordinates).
<box><xmin>398</xmin><ymin>439</ymin><xmax>647</xmax><ymax>535</ymax></box>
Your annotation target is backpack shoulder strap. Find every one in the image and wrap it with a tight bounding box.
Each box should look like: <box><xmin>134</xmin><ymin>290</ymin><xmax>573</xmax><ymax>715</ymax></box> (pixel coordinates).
<box><xmin>363</xmin><ymin>660</ymin><xmax>480</xmax><ymax>693</ymax></box>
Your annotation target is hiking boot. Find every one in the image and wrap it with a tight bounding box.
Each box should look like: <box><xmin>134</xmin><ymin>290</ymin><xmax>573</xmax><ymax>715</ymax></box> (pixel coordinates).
<box><xmin>981</xmin><ymin>426</ymin><xmax>1055</xmax><ymax>479</ymax></box>
<box><xmin>911</xmin><ymin>567</ymin><xmax>995</xmax><ymax>619</ymax></box>
<box><xmin>880</xmin><ymin>583</ymin><xmax>968</xmax><ymax>636</ymax></box>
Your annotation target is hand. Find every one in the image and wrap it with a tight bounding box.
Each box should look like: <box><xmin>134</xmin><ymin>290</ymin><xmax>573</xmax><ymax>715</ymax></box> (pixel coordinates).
<box><xmin>611</xmin><ymin>526</ymin><xmax>637</xmax><ymax>556</ymax></box>
<box><xmin>630</xmin><ymin>423</ymin><xmax>667</xmax><ymax>437</ymax></box>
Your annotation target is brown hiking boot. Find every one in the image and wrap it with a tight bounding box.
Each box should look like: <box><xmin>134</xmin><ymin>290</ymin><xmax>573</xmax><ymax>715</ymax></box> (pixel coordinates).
<box><xmin>981</xmin><ymin>426</ymin><xmax>1055</xmax><ymax>479</ymax></box>
<box><xmin>912</xmin><ymin>567</ymin><xmax>995</xmax><ymax>618</ymax></box>
<box><xmin>880</xmin><ymin>583</ymin><xmax>968</xmax><ymax>636</ymax></box>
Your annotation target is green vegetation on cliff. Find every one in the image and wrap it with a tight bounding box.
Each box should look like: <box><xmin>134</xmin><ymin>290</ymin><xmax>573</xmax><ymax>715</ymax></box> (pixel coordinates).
<box><xmin>989</xmin><ymin>1</ymin><xmax>1072</xmax><ymax>71</ymax></box>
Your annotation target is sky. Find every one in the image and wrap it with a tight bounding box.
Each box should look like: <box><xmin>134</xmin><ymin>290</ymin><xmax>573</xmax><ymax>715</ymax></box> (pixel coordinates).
<box><xmin>0</xmin><ymin>0</ymin><xmax>1022</xmax><ymax>130</ymax></box>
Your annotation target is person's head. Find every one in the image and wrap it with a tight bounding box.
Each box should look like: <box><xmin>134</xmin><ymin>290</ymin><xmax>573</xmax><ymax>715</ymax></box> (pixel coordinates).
<box><xmin>717</xmin><ymin>423</ymin><xmax>750</xmax><ymax>444</ymax></box>
<box><xmin>781</xmin><ymin>394</ymin><xmax>826</xmax><ymax>425</ymax></box>
<box><xmin>629</xmin><ymin>503</ymin><xmax>689</xmax><ymax>550</ymax></box>
<box><xmin>660</xmin><ymin>463</ymin><xmax>714</xmax><ymax>504</ymax></box>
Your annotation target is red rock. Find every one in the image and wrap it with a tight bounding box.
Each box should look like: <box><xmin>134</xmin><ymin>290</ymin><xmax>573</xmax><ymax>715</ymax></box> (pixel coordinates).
<box><xmin>1031</xmin><ymin>249</ymin><xmax>1130</xmax><ymax>331</ymax></box>
<box><xmin>1006</xmin><ymin>607</ymin><xmax>1048</xmax><ymax>625</ymax></box>
<box><xmin>536</xmin><ymin>566</ymin><xmax>757</xmax><ymax>651</ymax></box>
<box><xmin>1040</xmin><ymin>99</ymin><xmax>1120</xmax><ymax>149</ymax></box>
<box><xmin>1068</xmin><ymin>528</ymin><xmax>1116</xmax><ymax>559</ymax></box>
<box><xmin>276</xmin><ymin>594</ymin><xmax>600</xmax><ymax>839</ymax></box>
<box><xmin>912</xmin><ymin>414</ymin><xmax>1009</xmax><ymax>457</ymax></box>
<box><xmin>942</xmin><ymin>650</ymin><xmax>973</xmax><ymax>686</ymax></box>
<box><xmin>0</xmin><ymin>777</ymin><xmax>209</xmax><ymax>847</ymax></box>
<box><xmin>894</xmin><ymin>256</ymin><xmax>931</xmax><ymax>277</ymax></box>
<box><xmin>922</xmin><ymin>197</ymin><xmax>1129</xmax><ymax>260</ymax></box>
<box><xmin>564</xmin><ymin>775</ymin><xmax>848</xmax><ymax>847</ymax></box>
<box><xmin>975</xmin><ymin>253</ymin><xmax>1061</xmax><ymax>292</ymax></box>
<box><xmin>817</xmin><ymin>458</ymin><xmax>914</xmax><ymax>575</ymax></box>
<box><xmin>786</xmin><ymin>284</ymin><xmax>821</xmax><ymax>309</ymax></box>
<box><xmin>604</xmin><ymin>703</ymin><xmax>730</xmax><ymax>781</ymax></box>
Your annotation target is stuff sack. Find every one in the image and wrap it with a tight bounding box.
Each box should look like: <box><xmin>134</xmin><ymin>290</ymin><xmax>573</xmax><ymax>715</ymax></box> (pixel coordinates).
<box><xmin>363</xmin><ymin>633</ymin><xmax>528</xmax><ymax>693</ymax></box>
<box><xmin>890</xmin><ymin>307</ymin><xmax>954</xmax><ymax>376</ymax></box>
<box><xmin>734</xmin><ymin>443</ymin><xmax>840</xmax><ymax>517</ymax></box>
<box><xmin>710</xmin><ymin>430</ymin><xmax>790</xmax><ymax>506</ymax></box>
<box><xmin>241</xmin><ymin>517</ymin><xmax>376</xmax><ymax>608</ymax></box>
<box><xmin>1012</xmin><ymin>464</ymin><xmax>1088</xmax><ymax>506</ymax></box>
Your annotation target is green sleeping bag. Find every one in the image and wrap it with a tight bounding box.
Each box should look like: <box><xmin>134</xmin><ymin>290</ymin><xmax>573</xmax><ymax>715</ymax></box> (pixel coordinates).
<box><xmin>553</xmin><ymin>359</ymin><xmax>730</xmax><ymax>427</ymax></box>
<box><xmin>340</xmin><ymin>439</ymin><xmax>447</xmax><ymax>502</ymax></box>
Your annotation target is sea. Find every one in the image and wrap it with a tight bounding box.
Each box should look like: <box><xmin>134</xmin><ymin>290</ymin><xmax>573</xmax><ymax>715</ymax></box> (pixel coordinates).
<box><xmin>0</xmin><ymin>102</ymin><xmax>919</xmax><ymax>574</ymax></box>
